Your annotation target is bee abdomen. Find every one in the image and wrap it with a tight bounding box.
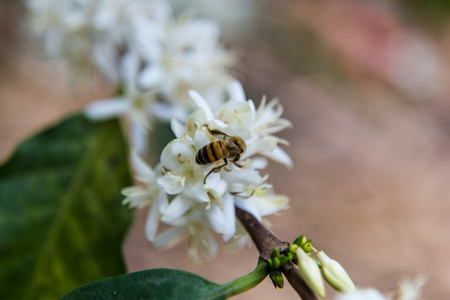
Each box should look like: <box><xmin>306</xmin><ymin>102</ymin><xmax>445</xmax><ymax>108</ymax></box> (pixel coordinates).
<box><xmin>196</xmin><ymin>140</ymin><xmax>225</xmax><ymax>165</ymax></box>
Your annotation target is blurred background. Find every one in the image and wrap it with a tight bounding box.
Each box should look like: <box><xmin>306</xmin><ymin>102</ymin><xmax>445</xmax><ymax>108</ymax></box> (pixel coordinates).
<box><xmin>1</xmin><ymin>0</ymin><xmax>450</xmax><ymax>299</ymax></box>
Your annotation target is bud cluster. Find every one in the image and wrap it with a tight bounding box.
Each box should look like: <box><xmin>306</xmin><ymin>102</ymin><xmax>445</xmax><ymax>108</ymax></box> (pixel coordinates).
<box><xmin>290</xmin><ymin>235</ymin><xmax>356</xmax><ymax>298</ymax></box>
<box><xmin>264</xmin><ymin>235</ymin><xmax>356</xmax><ymax>298</ymax></box>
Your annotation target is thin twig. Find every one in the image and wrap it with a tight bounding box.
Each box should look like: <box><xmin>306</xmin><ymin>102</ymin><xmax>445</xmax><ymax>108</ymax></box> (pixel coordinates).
<box><xmin>235</xmin><ymin>207</ymin><xmax>318</xmax><ymax>300</ymax></box>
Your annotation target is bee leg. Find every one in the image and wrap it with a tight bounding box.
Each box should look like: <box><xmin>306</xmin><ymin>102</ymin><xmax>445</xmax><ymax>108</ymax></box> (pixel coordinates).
<box><xmin>233</xmin><ymin>156</ymin><xmax>244</xmax><ymax>168</ymax></box>
<box><xmin>203</xmin><ymin>159</ymin><xmax>228</xmax><ymax>184</ymax></box>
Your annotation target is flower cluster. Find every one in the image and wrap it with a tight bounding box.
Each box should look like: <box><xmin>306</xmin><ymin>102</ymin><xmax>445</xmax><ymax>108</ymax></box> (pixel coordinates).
<box><xmin>123</xmin><ymin>81</ymin><xmax>292</xmax><ymax>262</ymax></box>
<box><xmin>27</xmin><ymin>0</ymin><xmax>235</xmax><ymax>154</ymax></box>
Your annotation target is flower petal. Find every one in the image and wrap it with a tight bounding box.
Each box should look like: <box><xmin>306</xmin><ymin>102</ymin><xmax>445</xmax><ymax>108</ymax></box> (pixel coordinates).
<box><xmin>206</xmin><ymin>204</ymin><xmax>226</xmax><ymax>235</ymax></box>
<box><xmin>153</xmin><ymin>226</ymin><xmax>188</xmax><ymax>249</ymax></box>
<box><xmin>235</xmin><ymin>197</ymin><xmax>262</xmax><ymax>222</ymax></box>
<box><xmin>227</xmin><ymin>80</ymin><xmax>246</xmax><ymax>102</ymax></box>
<box><xmin>85</xmin><ymin>98</ymin><xmax>129</xmax><ymax>120</ymax></box>
<box><xmin>252</xmin><ymin>192</ymin><xmax>289</xmax><ymax>216</ymax></box>
<box><xmin>189</xmin><ymin>90</ymin><xmax>214</xmax><ymax>120</ymax></box>
<box><xmin>261</xmin><ymin>146</ymin><xmax>293</xmax><ymax>168</ymax></box>
<box><xmin>145</xmin><ymin>203</ymin><xmax>160</xmax><ymax>242</ymax></box>
<box><xmin>222</xmin><ymin>194</ymin><xmax>236</xmax><ymax>241</ymax></box>
<box><xmin>161</xmin><ymin>195</ymin><xmax>194</xmax><ymax>222</ymax></box>
<box><xmin>171</xmin><ymin>117</ymin><xmax>187</xmax><ymax>138</ymax></box>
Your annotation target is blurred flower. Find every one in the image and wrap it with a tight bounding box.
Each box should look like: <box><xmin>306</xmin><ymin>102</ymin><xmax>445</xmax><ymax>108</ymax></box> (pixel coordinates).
<box><xmin>335</xmin><ymin>289</ymin><xmax>386</xmax><ymax>300</ymax></box>
<box><xmin>394</xmin><ymin>275</ymin><xmax>427</xmax><ymax>300</ymax></box>
<box><xmin>26</xmin><ymin>0</ymin><xmax>171</xmax><ymax>83</ymax></box>
<box><xmin>85</xmin><ymin>50</ymin><xmax>155</xmax><ymax>154</ymax></box>
<box><xmin>137</xmin><ymin>15</ymin><xmax>235</xmax><ymax>113</ymax></box>
<box><xmin>334</xmin><ymin>275</ymin><xmax>427</xmax><ymax>300</ymax></box>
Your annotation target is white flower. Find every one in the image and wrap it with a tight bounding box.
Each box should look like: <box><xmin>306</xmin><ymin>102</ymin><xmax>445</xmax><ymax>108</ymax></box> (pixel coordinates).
<box><xmin>335</xmin><ymin>275</ymin><xmax>427</xmax><ymax>300</ymax></box>
<box><xmin>392</xmin><ymin>275</ymin><xmax>427</xmax><ymax>300</ymax></box>
<box><xmin>137</xmin><ymin>15</ymin><xmax>234</xmax><ymax>112</ymax></box>
<box><xmin>85</xmin><ymin>50</ymin><xmax>154</xmax><ymax>154</ymax></box>
<box><xmin>152</xmin><ymin>207</ymin><xmax>219</xmax><ymax>264</ymax></box>
<box><xmin>152</xmin><ymin>81</ymin><xmax>291</xmax><ymax>261</ymax></box>
<box><xmin>122</xmin><ymin>151</ymin><xmax>168</xmax><ymax>241</ymax></box>
<box><xmin>335</xmin><ymin>289</ymin><xmax>386</xmax><ymax>300</ymax></box>
<box><xmin>26</xmin><ymin>0</ymin><xmax>171</xmax><ymax>82</ymax></box>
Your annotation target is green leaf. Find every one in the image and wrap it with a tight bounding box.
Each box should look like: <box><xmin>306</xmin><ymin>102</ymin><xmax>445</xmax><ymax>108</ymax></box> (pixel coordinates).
<box><xmin>0</xmin><ymin>114</ymin><xmax>132</xmax><ymax>300</ymax></box>
<box><xmin>62</xmin><ymin>259</ymin><xmax>269</xmax><ymax>300</ymax></box>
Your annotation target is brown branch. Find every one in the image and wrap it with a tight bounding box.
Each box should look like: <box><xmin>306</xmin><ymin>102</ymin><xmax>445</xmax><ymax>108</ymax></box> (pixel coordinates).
<box><xmin>235</xmin><ymin>206</ymin><xmax>318</xmax><ymax>300</ymax></box>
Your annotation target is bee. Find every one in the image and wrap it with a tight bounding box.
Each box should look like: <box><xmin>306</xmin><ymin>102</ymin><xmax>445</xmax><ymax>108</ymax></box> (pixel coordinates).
<box><xmin>196</xmin><ymin>129</ymin><xmax>246</xmax><ymax>183</ymax></box>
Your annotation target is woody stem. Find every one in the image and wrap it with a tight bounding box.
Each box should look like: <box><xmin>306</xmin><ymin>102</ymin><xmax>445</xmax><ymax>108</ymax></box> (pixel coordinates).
<box><xmin>235</xmin><ymin>206</ymin><xmax>318</xmax><ymax>300</ymax></box>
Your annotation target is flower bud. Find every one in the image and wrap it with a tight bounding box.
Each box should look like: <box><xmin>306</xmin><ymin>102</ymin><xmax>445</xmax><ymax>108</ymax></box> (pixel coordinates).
<box><xmin>273</xmin><ymin>257</ymin><xmax>281</xmax><ymax>269</ymax></box>
<box><xmin>269</xmin><ymin>269</ymin><xmax>284</xmax><ymax>289</ymax></box>
<box><xmin>296</xmin><ymin>248</ymin><xmax>326</xmax><ymax>298</ymax></box>
<box><xmin>293</xmin><ymin>235</ymin><xmax>307</xmax><ymax>247</ymax></box>
<box><xmin>316</xmin><ymin>250</ymin><xmax>356</xmax><ymax>294</ymax></box>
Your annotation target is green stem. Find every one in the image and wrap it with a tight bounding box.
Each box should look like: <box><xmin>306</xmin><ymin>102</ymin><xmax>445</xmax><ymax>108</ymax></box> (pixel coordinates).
<box><xmin>206</xmin><ymin>258</ymin><xmax>269</xmax><ymax>299</ymax></box>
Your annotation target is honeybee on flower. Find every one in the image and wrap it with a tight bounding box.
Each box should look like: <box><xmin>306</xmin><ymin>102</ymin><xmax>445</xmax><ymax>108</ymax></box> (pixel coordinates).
<box><xmin>123</xmin><ymin>81</ymin><xmax>292</xmax><ymax>262</ymax></box>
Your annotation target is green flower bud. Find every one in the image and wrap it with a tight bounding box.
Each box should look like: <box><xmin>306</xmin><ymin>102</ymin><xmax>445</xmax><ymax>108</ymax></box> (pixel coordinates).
<box><xmin>269</xmin><ymin>270</ymin><xmax>284</xmax><ymax>289</ymax></box>
<box><xmin>275</xmin><ymin>273</ymin><xmax>284</xmax><ymax>289</ymax></box>
<box><xmin>279</xmin><ymin>255</ymin><xmax>290</xmax><ymax>266</ymax></box>
<box><xmin>273</xmin><ymin>257</ymin><xmax>281</xmax><ymax>269</ymax></box>
<box><xmin>293</xmin><ymin>235</ymin><xmax>307</xmax><ymax>247</ymax></box>
<box><xmin>289</xmin><ymin>244</ymin><xmax>298</xmax><ymax>253</ymax></box>
<box><xmin>272</xmin><ymin>248</ymin><xmax>280</xmax><ymax>258</ymax></box>
<box><xmin>303</xmin><ymin>241</ymin><xmax>313</xmax><ymax>253</ymax></box>
<box><xmin>296</xmin><ymin>248</ymin><xmax>326</xmax><ymax>298</ymax></box>
<box><xmin>316</xmin><ymin>250</ymin><xmax>356</xmax><ymax>294</ymax></box>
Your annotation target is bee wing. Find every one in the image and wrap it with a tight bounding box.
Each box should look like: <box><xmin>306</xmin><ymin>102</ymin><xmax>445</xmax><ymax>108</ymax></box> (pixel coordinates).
<box><xmin>210</xmin><ymin>129</ymin><xmax>230</xmax><ymax>139</ymax></box>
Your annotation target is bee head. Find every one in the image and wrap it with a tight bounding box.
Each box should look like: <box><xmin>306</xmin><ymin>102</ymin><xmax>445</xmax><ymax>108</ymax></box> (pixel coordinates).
<box><xmin>233</xmin><ymin>136</ymin><xmax>246</xmax><ymax>154</ymax></box>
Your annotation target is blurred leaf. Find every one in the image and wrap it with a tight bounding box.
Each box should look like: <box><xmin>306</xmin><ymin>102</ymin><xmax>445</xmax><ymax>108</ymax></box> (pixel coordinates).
<box><xmin>0</xmin><ymin>115</ymin><xmax>132</xmax><ymax>300</ymax></box>
<box><xmin>62</xmin><ymin>259</ymin><xmax>269</xmax><ymax>300</ymax></box>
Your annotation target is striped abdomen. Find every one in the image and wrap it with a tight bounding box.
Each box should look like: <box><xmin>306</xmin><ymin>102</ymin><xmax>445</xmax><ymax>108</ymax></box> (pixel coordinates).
<box><xmin>196</xmin><ymin>140</ymin><xmax>227</xmax><ymax>165</ymax></box>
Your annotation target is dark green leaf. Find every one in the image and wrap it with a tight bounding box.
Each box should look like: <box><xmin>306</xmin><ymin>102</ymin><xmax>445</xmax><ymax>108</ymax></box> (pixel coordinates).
<box><xmin>62</xmin><ymin>259</ymin><xmax>269</xmax><ymax>300</ymax></box>
<box><xmin>0</xmin><ymin>114</ymin><xmax>132</xmax><ymax>300</ymax></box>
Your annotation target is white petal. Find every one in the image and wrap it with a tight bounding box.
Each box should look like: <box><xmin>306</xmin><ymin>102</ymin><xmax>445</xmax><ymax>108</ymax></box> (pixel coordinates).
<box><xmin>242</xmin><ymin>137</ymin><xmax>277</xmax><ymax>159</ymax></box>
<box><xmin>130</xmin><ymin>121</ymin><xmax>148</xmax><ymax>156</ymax></box>
<box><xmin>157</xmin><ymin>174</ymin><xmax>184</xmax><ymax>195</ymax></box>
<box><xmin>227</xmin><ymin>80</ymin><xmax>246</xmax><ymax>102</ymax></box>
<box><xmin>222</xmin><ymin>168</ymin><xmax>266</xmax><ymax>187</ymax></box>
<box><xmin>131</xmin><ymin>151</ymin><xmax>154</xmax><ymax>179</ymax></box>
<box><xmin>261</xmin><ymin>146</ymin><xmax>293</xmax><ymax>168</ymax></box>
<box><xmin>205</xmin><ymin>172</ymin><xmax>227</xmax><ymax>194</ymax></box>
<box><xmin>235</xmin><ymin>197</ymin><xmax>262</xmax><ymax>222</ymax></box>
<box><xmin>157</xmin><ymin>190</ymin><xmax>169</xmax><ymax>214</ymax></box>
<box><xmin>171</xmin><ymin>118</ymin><xmax>187</xmax><ymax>138</ymax></box>
<box><xmin>187</xmin><ymin>180</ymin><xmax>210</xmax><ymax>203</ymax></box>
<box><xmin>121</xmin><ymin>50</ymin><xmax>140</xmax><ymax>93</ymax></box>
<box><xmin>139</xmin><ymin>65</ymin><xmax>164</xmax><ymax>88</ymax></box>
<box><xmin>150</xmin><ymin>103</ymin><xmax>189</xmax><ymax>123</ymax></box>
<box><xmin>194</xmin><ymin>130</ymin><xmax>211</xmax><ymax>149</ymax></box>
<box><xmin>161</xmin><ymin>195</ymin><xmax>193</xmax><ymax>222</ymax></box>
<box><xmin>250</xmin><ymin>157</ymin><xmax>269</xmax><ymax>170</ymax></box>
<box><xmin>222</xmin><ymin>194</ymin><xmax>236</xmax><ymax>241</ymax></box>
<box><xmin>145</xmin><ymin>203</ymin><xmax>160</xmax><ymax>242</ymax></box>
<box><xmin>252</xmin><ymin>193</ymin><xmax>289</xmax><ymax>216</ymax></box>
<box><xmin>188</xmin><ymin>90</ymin><xmax>214</xmax><ymax>120</ymax></box>
<box><xmin>153</xmin><ymin>226</ymin><xmax>188</xmax><ymax>249</ymax></box>
<box><xmin>206</xmin><ymin>204</ymin><xmax>226</xmax><ymax>234</ymax></box>
<box><xmin>85</xmin><ymin>98</ymin><xmax>128</xmax><ymax>120</ymax></box>
<box><xmin>204</xmin><ymin>172</ymin><xmax>221</xmax><ymax>189</ymax></box>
